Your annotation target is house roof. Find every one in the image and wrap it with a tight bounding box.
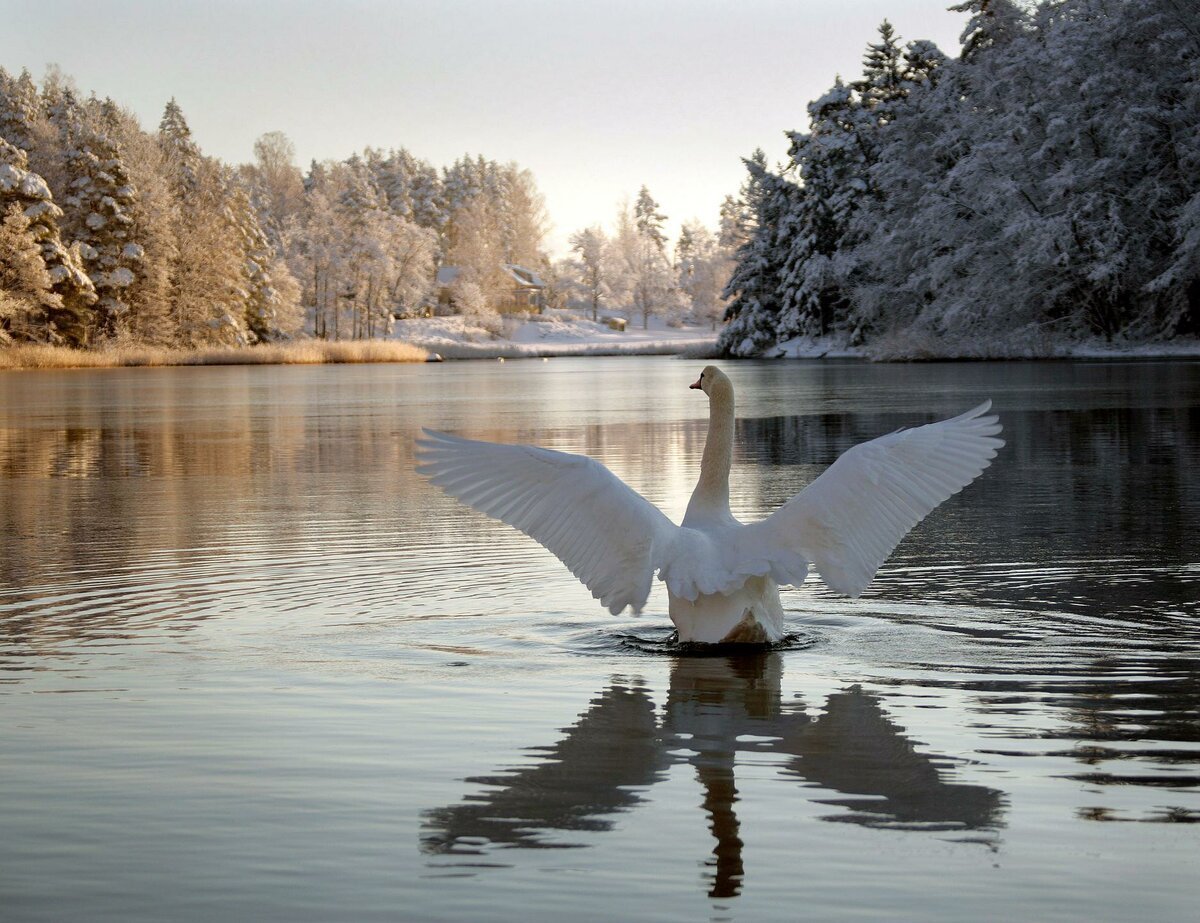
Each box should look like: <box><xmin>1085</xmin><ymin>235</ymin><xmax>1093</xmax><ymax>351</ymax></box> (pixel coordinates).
<box><xmin>505</xmin><ymin>264</ymin><xmax>545</xmax><ymax>288</ymax></box>
<box><xmin>436</xmin><ymin>264</ymin><xmax>545</xmax><ymax>289</ymax></box>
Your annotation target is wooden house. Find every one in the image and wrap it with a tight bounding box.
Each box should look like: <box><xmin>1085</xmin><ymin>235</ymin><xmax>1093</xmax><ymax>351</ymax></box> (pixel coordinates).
<box><xmin>433</xmin><ymin>264</ymin><xmax>546</xmax><ymax>315</ymax></box>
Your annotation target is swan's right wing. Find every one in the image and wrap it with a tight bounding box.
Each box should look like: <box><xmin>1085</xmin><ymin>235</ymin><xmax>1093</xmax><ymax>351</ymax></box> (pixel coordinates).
<box><xmin>415</xmin><ymin>429</ymin><xmax>678</xmax><ymax>615</ymax></box>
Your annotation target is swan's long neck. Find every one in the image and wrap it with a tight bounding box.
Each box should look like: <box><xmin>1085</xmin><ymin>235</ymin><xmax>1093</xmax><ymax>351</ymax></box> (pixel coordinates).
<box><xmin>686</xmin><ymin>385</ymin><xmax>734</xmax><ymax>524</ymax></box>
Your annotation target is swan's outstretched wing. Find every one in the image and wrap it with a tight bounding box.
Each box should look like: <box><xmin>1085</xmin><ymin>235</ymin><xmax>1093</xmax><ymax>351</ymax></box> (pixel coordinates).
<box><xmin>740</xmin><ymin>402</ymin><xmax>1004</xmax><ymax>596</ymax></box>
<box><xmin>415</xmin><ymin>429</ymin><xmax>677</xmax><ymax>614</ymax></box>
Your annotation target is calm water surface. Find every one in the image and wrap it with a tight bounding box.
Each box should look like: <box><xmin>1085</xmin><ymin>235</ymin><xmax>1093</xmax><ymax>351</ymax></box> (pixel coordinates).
<box><xmin>1</xmin><ymin>357</ymin><xmax>1198</xmax><ymax>921</ymax></box>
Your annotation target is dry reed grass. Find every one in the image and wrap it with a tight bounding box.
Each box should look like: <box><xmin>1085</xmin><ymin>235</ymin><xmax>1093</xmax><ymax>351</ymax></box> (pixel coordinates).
<box><xmin>0</xmin><ymin>340</ymin><xmax>431</xmax><ymax>371</ymax></box>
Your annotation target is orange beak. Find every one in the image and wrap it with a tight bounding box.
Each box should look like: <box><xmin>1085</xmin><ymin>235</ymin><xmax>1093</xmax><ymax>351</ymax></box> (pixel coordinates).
<box><xmin>689</xmin><ymin>377</ymin><xmax>702</xmax><ymax>390</ymax></box>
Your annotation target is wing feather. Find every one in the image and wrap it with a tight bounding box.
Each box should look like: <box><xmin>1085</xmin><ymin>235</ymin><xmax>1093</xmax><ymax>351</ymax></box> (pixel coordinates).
<box><xmin>415</xmin><ymin>429</ymin><xmax>677</xmax><ymax>614</ymax></box>
<box><xmin>739</xmin><ymin>401</ymin><xmax>1004</xmax><ymax>596</ymax></box>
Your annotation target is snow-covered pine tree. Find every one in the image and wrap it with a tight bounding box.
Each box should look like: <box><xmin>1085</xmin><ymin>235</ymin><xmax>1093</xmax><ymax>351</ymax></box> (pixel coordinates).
<box><xmin>406</xmin><ymin>158</ymin><xmax>443</xmax><ymax>232</ymax></box>
<box><xmin>1025</xmin><ymin>0</ymin><xmax>1200</xmax><ymax>340</ymax></box>
<box><xmin>1142</xmin><ymin>0</ymin><xmax>1200</xmax><ymax>335</ymax></box>
<box><xmin>718</xmin><ymin>151</ymin><xmax>799</xmax><ymax>356</ymax></box>
<box><xmin>843</xmin><ymin>0</ymin><xmax>1200</xmax><ymax>353</ymax></box>
<box><xmin>853</xmin><ymin>20</ymin><xmax>907</xmax><ymax>123</ymax></box>
<box><xmin>366</xmin><ymin>147</ymin><xmax>415</xmax><ymax>220</ymax></box>
<box><xmin>0</xmin><ymin>68</ymin><xmax>41</xmax><ymax>153</ymax></box>
<box><xmin>228</xmin><ymin>183</ymin><xmax>285</xmax><ymax>342</ymax></box>
<box><xmin>0</xmin><ymin>136</ymin><xmax>95</xmax><ymax>345</ymax></box>
<box><xmin>634</xmin><ymin>185</ymin><xmax>668</xmax><ymax>254</ymax></box>
<box><xmin>950</xmin><ymin>0</ymin><xmax>1027</xmax><ymax>62</ymax></box>
<box><xmin>776</xmin><ymin>23</ymin><xmax>948</xmax><ymax>348</ymax></box>
<box><xmin>440</xmin><ymin>155</ymin><xmax>490</xmax><ymax>253</ymax></box>
<box><xmin>675</xmin><ymin>223</ymin><xmax>696</xmax><ymax>299</ymax></box>
<box><xmin>843</xmin><ymin>8</ymin><xmax>1039</xmax><ymax>349</ymax></box>
<box><xmin>718</xmin><ymin>193</ymin><xmax>750</xmax><ymax>254</ymax></box>
<box><xmin>776</xmin><ymin>78</ymin><xmax>871</xmax><ymax>343</ymax></box>
<box><xmin>157</xmin><ymin>99</ymin><xmax>247</xmax><ymax>346</ymax></box>
<box><xmin>54</xmin><ymin>102</ymin><xmax>142</xmax><ymax>342</ymax></box>
<box><xmin>97</xmin><ymin>98</ymin><xmax>176</xmax><ymax>345</ymax></box>
<box><xmin>902</xmin><ymin>40</ymin><xmax>947</xmax><ymax>88</ymax></box>
<box><xmin>0</xmin><ymin>203</ymin><xmax>61</xmax><ymax>342</ymax></box>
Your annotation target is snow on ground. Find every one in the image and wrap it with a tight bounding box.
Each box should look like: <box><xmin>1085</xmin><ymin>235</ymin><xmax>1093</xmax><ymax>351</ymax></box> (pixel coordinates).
<box><xmin>393</xmin><ymin>310</ymin><xmax>718</xmax><ymax>359</ymax></box>
<box><xmin>773</xmin><ymin>333</ymin><xmax>1200</xmax><ymax>361</ymax></box>
<box><xmin>1063</xmin><ymin>339</ymin><xmax>1200</xmax><ymax>359</ymax></box>
<box><xmin>392</xmin><ymin>311</ymin><xmax>1200</xmax><ymax>363</ymax></box>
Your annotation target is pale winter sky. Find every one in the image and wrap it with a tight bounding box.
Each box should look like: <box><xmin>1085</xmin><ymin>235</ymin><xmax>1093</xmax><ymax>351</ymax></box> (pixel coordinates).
<box><xmin>2</xmin><ymin>0</ymin><xmax>967</xmax><ymax>255</ymax></box>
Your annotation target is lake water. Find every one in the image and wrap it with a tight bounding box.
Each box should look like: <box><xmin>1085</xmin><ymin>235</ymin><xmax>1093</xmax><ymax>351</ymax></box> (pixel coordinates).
<box><xmin>1</xmin><ymin>356</ymin><xmax>1198</xmax><ymax>921</ymax></box>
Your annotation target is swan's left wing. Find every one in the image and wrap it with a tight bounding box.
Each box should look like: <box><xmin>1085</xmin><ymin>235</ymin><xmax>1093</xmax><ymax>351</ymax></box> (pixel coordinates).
<box><xmin>737</xmin><ymin>401</ymin><xmax>1004</xmax><ymax>596</ymax></box>
<box><xmin>415</xmin><ymin>429</ymin><xmax>677</xmax><ymax>615</ymax></box>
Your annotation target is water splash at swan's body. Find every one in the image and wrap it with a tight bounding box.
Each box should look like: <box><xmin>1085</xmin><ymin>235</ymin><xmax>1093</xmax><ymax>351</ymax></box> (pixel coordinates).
<box><xmin>416</xmin><ymin>366</ymin><xmax>1003</xmax><ymax>643</ymax></box>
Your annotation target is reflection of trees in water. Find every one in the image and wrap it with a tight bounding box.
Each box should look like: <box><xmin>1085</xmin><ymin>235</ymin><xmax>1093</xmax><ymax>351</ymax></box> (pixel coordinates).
<box><xmin>739</xmin><ymin>405</ymin><xmax>1200</xmax><ymax>615</ymax></box>
<box><xmin>423</xmin><ymin>653</ymin><xmax>1005</xmax><ymax>898</ymax></box>
<box><xmin>0</xmin><ymin>371</ymin><xmax>434</xmax><ymax>651</ymax></box>
<box><xmin>916</xmin><ymin>652</ymin><xmax>1200</xmax><ymax>823</ymax></box>
<box><xmin>1049</xmin><ymin>656</ymin><xmax>1200</xmax><ymax>819</ymax></box>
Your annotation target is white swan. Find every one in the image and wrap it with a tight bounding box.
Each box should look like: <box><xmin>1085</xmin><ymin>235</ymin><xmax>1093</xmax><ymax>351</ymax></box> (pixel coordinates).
<box><xmin>415</xmin><ymin>366</ymin><xmax>1003</xmax><ymax>644</ymax></box>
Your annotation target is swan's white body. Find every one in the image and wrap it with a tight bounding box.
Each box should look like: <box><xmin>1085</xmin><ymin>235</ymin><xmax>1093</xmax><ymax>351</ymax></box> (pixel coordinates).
<box><xmin>415</xmin><ymin>366</ymin><xmax>1003</xmax><ymax>644</ymax></box>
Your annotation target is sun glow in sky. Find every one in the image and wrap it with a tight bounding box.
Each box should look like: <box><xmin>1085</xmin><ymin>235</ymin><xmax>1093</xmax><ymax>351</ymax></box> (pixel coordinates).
<box><xmin>3</xmin><ymin>0</ymin><xmax>966</xmax><ymax>255</ymax></box>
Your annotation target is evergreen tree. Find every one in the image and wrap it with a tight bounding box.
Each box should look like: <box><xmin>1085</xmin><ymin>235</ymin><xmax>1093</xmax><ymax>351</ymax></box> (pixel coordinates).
<box><xmin>0</xmin><ymin>136</ymin><xmax>95</xmax><ymax>344</ymax></box>
<box><xmin>718</xmin><ymin>151</ymin><xmax>799</xmax><ymax>356</ymax></box>
<box><xmin>0</xmin><ymin>203</ymin><xmax>60</xmax><ymax>342</ymax></box>
<box><xmin>229</xmin><ymin>183</ymin><xmax>284</xmax><ymax>342</ymax></box>
<box><xmin>675</xmin><ymin>223</ymin><xmax>696</xmax><ymax>299</ymax></box>
<box><xmin>157</xmin><ymin>99</ymin><xmax>246</xmax><ymax>346</ymax></box>
<box><xmin>99</xmin><ymin>99</ymin><xmax>176</xmax><ymax>345</ymax></box>
<box><xmin>0</xmin><ymin>68</ymin><xmax>41</xmax><ymax>152</ymax></box>
<box><xmin>950</xmin><ymin>0</ymin><xmax>1027</xmax><ymax>62</ymax></box>
<box><xmin>633</xmin><ymin>185</ymin><xmax>668</xmax><ymax>253</ymax></box>
<box><xmin>54</xmin><ymin>107</ymin><xmax>142</xmax><ymax>342</ymax></box>
<box><xmin>854</xmin><ymin>20</ymin><xmax>907</xmax><ymax>121</ymax></box>
<box><xmin>844</xmin><ymin>0</ymin><xmax>1200</xmax><ymax>350</ymax></box>
<box><xmin>718</xmin><ymin>193</ymin><xmax>750</xmax><ymax>253</ymax></box>
<box><xmin>902</xmin><ymin>40</ymin><xmax>947</xmax><ymax>87</ymax></box>
<box><xmin>776</xmin><ymin>78</ymin><xmax>872</xmax><ymax>342</ymax></box>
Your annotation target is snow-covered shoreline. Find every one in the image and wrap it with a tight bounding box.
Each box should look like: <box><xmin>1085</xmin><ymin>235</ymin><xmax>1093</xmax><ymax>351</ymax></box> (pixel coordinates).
<box><xmin>393</xmin><ymin>312</ymin><xmax>718</xmax><ymax>360</ymax></box>
<box><xmin>390</xmin><ymin>312</ymin><xmax>1200</xmax><ymax>363</ymax></box>
<box><xmin>765</xmin><ymin>334</ymin><xmax>1200</xmax><ymax>362</ymax></box>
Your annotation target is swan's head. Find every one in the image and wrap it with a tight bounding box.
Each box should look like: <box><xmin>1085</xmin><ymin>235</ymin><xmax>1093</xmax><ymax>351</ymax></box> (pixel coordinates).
<box><xmin>689</xmin><ymin>365</ymin><xmax>732</xmax><ymax>400</ymax></box>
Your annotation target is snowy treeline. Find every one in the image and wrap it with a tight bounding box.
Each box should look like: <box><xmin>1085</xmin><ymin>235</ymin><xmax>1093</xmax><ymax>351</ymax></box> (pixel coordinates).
<box><xmin>0</xmin><ymin>68</ymin><xmax>550</xmax><ymax>348</ymax></box>
<box><xmin>293</xmin><ymin>149</ymin><xmax>546</xmax><ymax>338</ymax></box>
<box><xmin>557</xmin><ymin>186</ymin><xmax>742</xmax><ymax>330</ymax></box>
<box><xmin>721</xmin><ymin>0</ymin><xmax>1200</xmax><ymax>358</ymax></box>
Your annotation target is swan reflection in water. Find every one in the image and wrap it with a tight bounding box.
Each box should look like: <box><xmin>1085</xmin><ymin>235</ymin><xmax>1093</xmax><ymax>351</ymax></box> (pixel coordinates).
<box><xmin>422</xmin><ymin>653</ymin><xmax>1005</xmax><ymax>897</ymax></box>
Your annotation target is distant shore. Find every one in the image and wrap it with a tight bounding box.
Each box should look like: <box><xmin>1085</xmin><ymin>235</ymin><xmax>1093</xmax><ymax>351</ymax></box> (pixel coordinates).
<box><xmin>6</xmin><ymin>325</ymin><xmax>1197</xmax><ymax>371</ymax></box>
<box><xmin>392</xmin><ymin>313</ymin><xmax>719</xmax><ymax>361</ymax></box>
<box><xmin>765</xmin><ymin>334</ymin><xmax>1200</xmax><ymax>362</ymax></box>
